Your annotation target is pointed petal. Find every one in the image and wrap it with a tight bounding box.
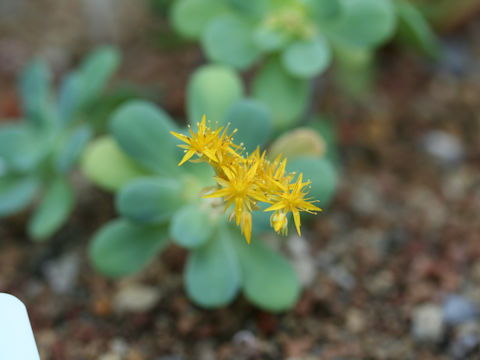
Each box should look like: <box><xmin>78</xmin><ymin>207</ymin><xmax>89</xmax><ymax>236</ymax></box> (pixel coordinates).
<box><xmin>178</xmin><ymin>149</ymin><xmax>196</xmax><ymax>166</ymax></box>
<box><xmin>265</xmin><ymin>202</ymin><xmax>286</xmax><ymax>212</ymax></box>
<box><xmin>293</xmin><ymin>210</ymin><xmax>301</xmax><ymax>237</ymax></box>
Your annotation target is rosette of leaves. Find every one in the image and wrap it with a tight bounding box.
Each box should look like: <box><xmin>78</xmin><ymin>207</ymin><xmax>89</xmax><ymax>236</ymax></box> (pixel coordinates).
<box><xmin>171</xmin><ymin>0</ymin><xmax>439</xmax><ymax>127</ymax></box>
<box><xmin>0</xmin><ymin>47</ymin><xmax>120</xmax><ymax>240</ymax></box>
<box><xmin>82</xmin><ymin>65</ymin><xmax>337</xmax><ymax>311</ymax></box>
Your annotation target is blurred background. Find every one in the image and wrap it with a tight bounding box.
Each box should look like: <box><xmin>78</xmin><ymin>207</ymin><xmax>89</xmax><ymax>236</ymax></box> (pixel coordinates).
<box><xmin>1</xmin><ymin>0</ymin><xmax>480</xmax><ymax>359</ymax></box>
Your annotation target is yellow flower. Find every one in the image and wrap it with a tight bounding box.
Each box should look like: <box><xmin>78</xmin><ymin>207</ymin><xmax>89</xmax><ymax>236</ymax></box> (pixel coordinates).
<box><xmin>171</xmin><ymin>115</ymin><xmax>322</xmax><ymax>243</ymax></box>
<box><xmin>270</xmin><ymin>210</ymin><xmax>288</xmax><ymax>235</ymax></box>
<box><xmin>203</xmin><ymin>161</ymin><xmax>267</xmax><ymax>244</ymax></box>
<box><xmin>170</xmin><ymin>115</ymin><xmax>239</xmax><ymax>166</ymax></box>
<box><xmin>264</xmin><ymin>173</ymin><xmax>321</xmax><ymax>237</ymax></box>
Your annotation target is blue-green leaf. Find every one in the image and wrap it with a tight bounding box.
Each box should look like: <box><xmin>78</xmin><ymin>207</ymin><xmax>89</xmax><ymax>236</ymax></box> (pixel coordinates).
<box><xmin>187</xmin><ymin>65</ymin><xmax>243</xmax><ymax>125</ymax></box>
<box><xmin>58</xmin><ymin>72</ymin><xmax>83</xmax><ymax>125</ymax></box>
<box><xmin>234</xmin><ymin>233</ymin><xmax>300</xmax><ymax>312</ymax></box>
<box><xmin>395</xmin><ymin>0</ymin><xmax>441</xmax><ymax>58</ymax></box>
<box><xmin>55</xmin><ymin>125</ymin><xmax>92</xmax><ymax>173</ymax></box>
<box><xmin>170</xmin><ymin>203</ymin><xmax>215</xmax><ymax>248</ymax></box>
<box><xmin>282</xmin><ymin>36</ymin><xmax>331</xmax><ymax>78</ymax></box>
<box><xmin>327</xmin><ymin>0</ymin><xmax>396</xmax><ymax>49</ymax></box>
<box><xmin>287</xmin><ymin>156</ymin><xmax>337</xmax><ymax>207</ymax></box>
<box><xmin>28</xmin><ymin>177</ymin><xmax>74</xmax><ymax>241</ymax></box>
<box><xmin>110</xmin><ymin>100</ymin><xmax>180</xmax><ymax>174</ymax></box>
<box><xmin>253</xmin><ymin>26</ymin><xmax>288</xmax><ymax>52</ymax></box>
<box><xmin>0</xmin><ymin>176</ymin><xmax>40</xmax><ymax>217</ymax></box>
<box><xmin>306</xmin><ymin>0</ymin><xmax>341</xmax><ymax>23</ymax></box>
<box><xmin>170</xmin><ymin>0</ymin><xmax>229</xmax><ymax>39</ymax></box>
<box><xmin>185</xmin><ymin>228</ymin><xmax>241</xmax><ymax>307</ymax></box>
<box><xmin>89</xmin><ymin>219</ymin><xmax>169</xmax><ymax>277</ymax></box>
<box><xmin>202</xmin><ymin>14</ymin><xmax>262</xmax><ymax>70</ymax></box>
<box><xmin>222</xmin><ymin>99</ymin><xmax>272</xmax><ymax>152</ymax></box>
<box><xmin>226</xmin><ymin>0</ymin><xmax>270</xmax><ymax>20</ymax></box>
<box><xmin>19</xmin><ymin>59</ymin><xmax>52</xmax><ymax>127</ymax></box>
<box><xmin>78</xmin><ymin>46</ymin><xmax>120</xmax><ymax>106</ymax></box>
<box><xmin>0</xmin><ymin>123</ymin><xmax>50</xmax><ymax>172</ymax></box>
<box><xmin>81</xmin><ymin>136</ymin><xmax>149</xmax><ymax>192</ymax></box>
<box><xmin>252</xmin><ymin>58</ymin><xmax>310</xmax><ymax>129</ymax></box>
<box><xmin>116</xmin><ymin>177</ymin><xmax>183</xmax><ymax>224</ymax></box>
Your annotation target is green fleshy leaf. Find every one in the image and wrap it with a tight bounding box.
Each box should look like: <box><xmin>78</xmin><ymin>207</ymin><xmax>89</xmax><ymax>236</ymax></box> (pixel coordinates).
<box><xmin>269</xmin><ymin>127</ymin><xmax>326</xmax><ymax>159</ymax></box>
<box><xmin>116</xmin><ymin>177</ymin><xmax>183</xmax><ymax>224</ymax></box>
<box><xmin>0</xmin><ymin>123</ymin><xmax>51</xmax><ymax>172</ymax></box>
<box><xmin>81</xmin><ymin>136</ymin><xmax>148</xmax><ymax>192</ymax></box>
<box><xmin>110</xmin><ymin>100</ymin><xmax>179</xmax><ymax>175</ymax></box>
<box><xmin>306</xmin><ymin>0</ymin><xmax>341</xmax><ymax>22</ymax></box>
<box><xmin>170</xmin><ymin>203</ymin><xmax>215</xmax><ymax>248</ymax></box>
<box><xmin>19</xmin><ymin>59</ymin><xmax>52</xmax><ymax>127</ymax></box>
<box><xmin>202</xmin><ymin>14</ymin><xmax>262</xmax><ymax>69</ymax></box>
<box><xmin>58</xmin><ymin>72</ymin><xmax>83</xmax><ymax>125</ymax></box>
<box><xmin>226</xmin><ymin>0</ymin><xmax>270</xmax><ymax>19</ymax></box>
<box><xmin>170</xmin><ymin>0</ymin><xmax>229</xmax><ymax>39</ymax></box>
<box><xmin>327</xmin><ymin>0</ymin><xmax>396</xmax><ymax>49</ymax></box>
<box><xmin>253</xmin><ymin>26</ymin><xmax>288</xmax><ymax>52</ymax></box>
<box><xmin>287</xmin><ymin>156</ymin><xmax>337</xmax><ymax>207</ymax></box>
<box><xmin>395</xmin><ymin>0</ymin><xmax>441</xmax><ymax>58</ymax></box>
<box><xmin>252</xmin><ymin>202</ymin><xmax>273</xmax><ymax>233</ymax></box>
<box><xmin>185</xmin><ymin>228</ymin><xmax>241</xmax><ymax>307</ymax></box>
<box><xmin>187</xmin><ymin>64</ymin><xmax>243</xmax><ymax>125</ymax></box>
<box><xmin>28</xmin><ymin>177</ymin><xmax>74</xmax><ymax>241</ymax></box>
<box><xmin>78</xmin><ymin>46</ymin><xmax>121</xmax><ymax>107</ymax></box>
<box><xmin>234</xmin><ymin>233</ymin><xmax>300</xmax><ymax>312</ymax></box>
<box><xmin>222</xmin><ymin>99</ymin><xmax>273</xmax><ymax>152</ymax></box>
<box><xmin>333</xmin><ymin>45</ymin><xmax>374</xmax><ymax>96</ymax></box>
<box><xmin>282</xmin><ymin>36</ymin><xmax>331</xmax><ymax>78</ymax></box>
<box><xmin>252</xmin><ymin>58</ymin><xmax>310</xmax><ymax>129</ymax></box>
<box><xmin>55</xmin><ymin>125</ymin><xmax>92</xmax><ymax>173</ymax></box>
<box><xmin>0</xmin><ymin>176</ymin><xmax>40</xmax><ymax>217</ymax></box>
<box><xmin>89</xmin><ymin>219</ymin><xmax>169</xmax><ymax>277</ymax></box>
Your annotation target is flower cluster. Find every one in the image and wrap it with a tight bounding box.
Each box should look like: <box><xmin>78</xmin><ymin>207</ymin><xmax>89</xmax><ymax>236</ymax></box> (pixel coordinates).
<box><xmin>171</xmin><ymin>116</ymin><xmax>321</xmax><ymax>243</ymax></box>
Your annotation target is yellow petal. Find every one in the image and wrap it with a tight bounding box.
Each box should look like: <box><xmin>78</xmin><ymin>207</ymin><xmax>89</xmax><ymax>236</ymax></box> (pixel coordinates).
<box><xmin>292</xmin><ymin>210</ymin><xmax>301</xmax><ymax>237</ymax></box>
<box><xmin>178</xmin><ymin>149</ymin><xmax>196</xmax><ymax>166</ymax></box>
<box><xmin>170</xmin><ymin>131</ymin><xmax>190</xmax><ymax>143</ymax></box>
<box><xmin>264</xmin><ymin>202</ymin><xmax>286</xmax><ymax>212</ymax></box>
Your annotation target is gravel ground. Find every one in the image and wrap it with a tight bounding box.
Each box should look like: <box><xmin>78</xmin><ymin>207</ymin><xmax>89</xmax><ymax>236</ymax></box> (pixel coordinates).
<box><xmin>2</xmin><ymin>3</ymin><xmax>480</xmax><ymax>359</ymax></box>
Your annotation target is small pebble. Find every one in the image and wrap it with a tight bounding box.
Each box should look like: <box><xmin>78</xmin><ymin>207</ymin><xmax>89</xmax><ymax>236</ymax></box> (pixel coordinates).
<box><xmin>411</xmin><ymin>304</ymin><xmax>444</xmax><ymax>343</ymax></box>
<box><xmin>422</xmin><ymin>130</ymin><xmax>463</xmax><ymax>164</ymax></box>
<box><xmin>449</xmin><ymin>321</ymin><xmax>480</xmax><ymax>359</ymax></box>
<box><xmin>113</xmin><ymin>284</ymin><xmax>161</xmax><ymax>313</ymax></box>
<box><xmin>443</xmin><ymin>295</ymin><xmax>478</xmax><ymax>326</ymax></box>
<box><xmin>43</xmin><ymin>252</ymin><xmax>80</xmax><ymax>294</ymax></box>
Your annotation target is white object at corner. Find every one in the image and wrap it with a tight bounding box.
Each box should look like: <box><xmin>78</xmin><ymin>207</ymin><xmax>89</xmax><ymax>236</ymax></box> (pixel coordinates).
<box><xmin>0</xmin><ymin>293</ymin><xmax>40</xmax><ymax>360</ymax></box>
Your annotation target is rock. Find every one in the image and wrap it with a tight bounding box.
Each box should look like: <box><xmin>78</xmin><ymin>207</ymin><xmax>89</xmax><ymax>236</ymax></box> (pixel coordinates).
<box><xmin>346</xmin><ymin>308</ymin><xmax>366</xmax><ymax>333</ymax></box>
<box><xmin>411</xmin><ymin>304</ymin><xmax>445</xmax><ymax>342</ymax></box>
<box><xmin>99</xmin><ymin>354</ymin><xmax>121</xmax><ymax>360</ymax></box>
<box><xmin>113</xmin><ymin>284</ymin><xmax>161</xmax><ymax>313</ymax></box>
<box><xmin>195</xmin><ymin>342</ymin><xmax>216</xmax><ymax>360</ymax></box>
<box><xmin>449</xmin><ymin>321</ymin><xmax>480</xmax><ymax>359</ymax></box>
<box><xmin>366</xmin><ymin>270</ymin><xmax>394</xmax><ymax>296</ymax></box>
<box><xmin>233</xmin><ymin>330</ymin><xmax>258</xmax><ymax>355</ymax></box>
<box><xmin>328</xmin><ymin>265</ymin><xmax>356</xmax><ymax>291</ymax></box>
<box><xmin>110</xmin><ymin>338</ymin><xmax>129</xmax><ymax>356</ymax></box>
<box><xmin>43</xmin><ymin>252</ymin><xmax>80</xmax><ymax>294</ymax></box>
<box><xmin>443</xmin><ymin>295</ymin><xmax>478</xmax><ymax>326</ymax></box>
<box><xmin>350</xmin><ymin>177</ymin><xmax>381</xmax><ymax>216</ymax></box>
<box><xmin>287</xmin><ymin>235</ymin><xmax>316</xmax><ymax>286</ymax></box>
<box><xmin>422</xmin><ymin>130</ymin><xmax>463</xmax><ymax>164</ymax></box>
